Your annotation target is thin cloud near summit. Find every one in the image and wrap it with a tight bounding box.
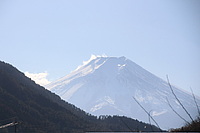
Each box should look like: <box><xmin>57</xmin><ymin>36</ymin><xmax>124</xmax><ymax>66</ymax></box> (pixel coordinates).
<box><xmin>25</xmin><ymin>71</ymin><xmax>51</xmax><ymax>87</ymax></box>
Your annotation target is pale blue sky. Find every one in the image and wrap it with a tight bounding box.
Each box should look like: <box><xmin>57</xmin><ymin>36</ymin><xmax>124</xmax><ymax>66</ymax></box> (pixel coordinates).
<box><xmin>0</xmin><ymin>0</ymin><xmax>200</xmax><ymax>96</ymax></box>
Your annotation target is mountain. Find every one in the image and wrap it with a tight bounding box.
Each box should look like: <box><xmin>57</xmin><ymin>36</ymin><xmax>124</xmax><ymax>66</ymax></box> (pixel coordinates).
<box><xmin>46</xmin><ymin>55</ymin><xmax>200</xmax><ymax>130</ymax></box>
<box><xmin>0</xmin><ymin>61</ymin><xmax>161</xmax><ymax>132</ymax></box>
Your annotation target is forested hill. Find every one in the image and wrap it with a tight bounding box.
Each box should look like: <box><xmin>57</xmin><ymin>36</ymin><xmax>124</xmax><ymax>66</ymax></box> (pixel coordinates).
<box><xmin>0</xmin><ymin>61</ymin><xmax>161</xmax><ymax>132</ymax></box>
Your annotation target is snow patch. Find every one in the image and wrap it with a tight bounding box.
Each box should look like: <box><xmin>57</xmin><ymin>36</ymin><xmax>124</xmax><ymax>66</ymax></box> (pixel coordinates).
<box><xmin>90</xmin><ymin>96</ymin><xmax>115</xmax><ymax>112</ymax></box>
<box><xmin>152</xmin><ymin>110</ymin><xmax>167</xmax><ymax>116</ymax></box>
<box><xmin>83</xmin><ymin>54</ymin><xmax>108</xmax><ymax>65</ymax></box>
<box><xmin>75</xmin><ymin>54</ymin><xmax>108</xmax><ymax>71</ymax></box>
<box><xmin>90</xmin><ymin>102</ymin><xmax>108</xmax><ymax>112</ymax></box>
<box><xmin>135</xmin><ymin>90</ymin><xmax>146</xmax><ymax>102</ymax></box>
<box><xmin>104</xmin><ymin>96</ymin><xmax>115</xmax><ymax>104</ymax></box>
<box><xmin>118</xmin><ymin>64</ymin><xmax>126</xmax><ymax>70</ymax></box>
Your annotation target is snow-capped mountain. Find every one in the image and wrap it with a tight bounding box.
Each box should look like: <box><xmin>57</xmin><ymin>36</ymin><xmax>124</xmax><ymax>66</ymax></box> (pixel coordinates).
<box><xmin>46</xmin><ymin>55</ymin><xmax>200</xmax><ymax>130</ymax></box>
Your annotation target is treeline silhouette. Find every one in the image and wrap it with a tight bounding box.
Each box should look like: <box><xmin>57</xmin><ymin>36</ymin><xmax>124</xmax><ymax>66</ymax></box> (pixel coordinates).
<box><xmin>0</xmin><ymin>61</ymin><xmax>161</xmax><ymax>132</ymax></box>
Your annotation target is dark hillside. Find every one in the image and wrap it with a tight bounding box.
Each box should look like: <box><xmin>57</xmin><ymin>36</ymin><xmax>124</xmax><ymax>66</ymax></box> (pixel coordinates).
<box><xmin>0</xmin><ymin>61</ymin><xmax>161</xmax><ymax>132</ymax></box>
<box><xmin>0</xmin><ymin>61</ymin><xmax>92</xmax><ymax>132</ymax></box>
<box><xmin>171</xmin><ymin>116</ymin><xmax>200</xmax><ymax>132</ymax></box>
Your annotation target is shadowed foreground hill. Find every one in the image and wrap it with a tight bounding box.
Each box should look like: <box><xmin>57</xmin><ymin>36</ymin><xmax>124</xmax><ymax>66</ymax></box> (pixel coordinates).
<box><xmin>0</xmin><ymin>61</ymin><xmax>161</xmax><ymax>132</ymax></box>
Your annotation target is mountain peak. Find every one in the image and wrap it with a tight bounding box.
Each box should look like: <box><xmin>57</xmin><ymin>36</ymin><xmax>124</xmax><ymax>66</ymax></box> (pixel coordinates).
<box><xmin>83</xmin><ymin>55</ymin><xmax>127</xmax><ymax>65</ymax></box>
<box><xmin>84</xmin><ymin>54</ymin><xmax>108</xmax><ymax>63</ymax></box>
<box><xmin>75</xmin><ymin>55</ymin><xmax>128</xmax><ymax>72</ymax></box>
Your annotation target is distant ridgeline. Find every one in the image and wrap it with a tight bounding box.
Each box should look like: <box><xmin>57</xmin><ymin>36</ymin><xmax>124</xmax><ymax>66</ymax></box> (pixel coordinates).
<box><xmin>0</xmin><ymin>61</ymin><xmax>161</xmax><ymax>132</ymax></box>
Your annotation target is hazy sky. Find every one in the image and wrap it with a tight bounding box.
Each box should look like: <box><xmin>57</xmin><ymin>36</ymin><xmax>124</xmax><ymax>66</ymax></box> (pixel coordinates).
<box><xmin>0</xmin><ymin>0</ymin><xmax>200</xmax><ymax>96</ymax></box>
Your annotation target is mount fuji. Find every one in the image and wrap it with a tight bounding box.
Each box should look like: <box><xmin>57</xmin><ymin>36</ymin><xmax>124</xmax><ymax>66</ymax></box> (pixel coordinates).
<box><xmin>46</xmin><ymin>55</ymin><xmax>200</xmax><ymax>130</ymax></box>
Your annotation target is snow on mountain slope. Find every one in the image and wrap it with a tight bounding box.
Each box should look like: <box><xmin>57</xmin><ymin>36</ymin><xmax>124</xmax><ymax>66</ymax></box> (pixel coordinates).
<box><xmin>45</xmin><ymin>55</ymin><xmax>200</xmax><ymax>130</ymax></box>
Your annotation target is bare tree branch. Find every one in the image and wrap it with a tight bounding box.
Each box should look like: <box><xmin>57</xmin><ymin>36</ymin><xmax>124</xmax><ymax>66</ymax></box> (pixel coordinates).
<box><xmin>166</xmin><ymin>97</ymin><xmax>190</xmax><ymax>125</ymax></box>
<box><xmin>190</xmin><ymin>87</ymin><xmax>200</xmax><ymax>116</ymax></box>
<box><xmin>132</xmin><ymin>97</ymin><xmax>161</xmax><ymax>131</ymax></box>
<box><xmin>166</xmin><ymin>75</ymin><xmax>194</xmax><ymax>122</ymax></box>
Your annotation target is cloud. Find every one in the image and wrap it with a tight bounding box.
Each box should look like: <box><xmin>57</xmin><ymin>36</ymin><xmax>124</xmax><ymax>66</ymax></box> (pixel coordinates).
<box><xmin>25</xmin><ymin>72</ymin><xmax>51</xmax><ymax>86</ymax></box>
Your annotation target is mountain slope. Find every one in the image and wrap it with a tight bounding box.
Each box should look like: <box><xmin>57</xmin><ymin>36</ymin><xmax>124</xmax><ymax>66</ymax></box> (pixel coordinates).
<box><xmin>46</xmin><ymin>55</ymin><xmax>200</xmax><ymax>130</ymax></box>
<box><xmin>0</xmin><ymin>61</ymin><xmax>161</xmax><ymax>132</ymax></box>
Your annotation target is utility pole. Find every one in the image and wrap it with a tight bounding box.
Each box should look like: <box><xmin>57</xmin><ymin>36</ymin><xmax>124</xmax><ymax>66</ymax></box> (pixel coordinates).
<box><xmin>14</xmin><ymin>118</ymin><xmax>18</xmax><ymax>133</ymax></box>
<box><xmin>14</xmin><ymin>122</ymin><xmax>17</xmax><ymax>133</ymax></box>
